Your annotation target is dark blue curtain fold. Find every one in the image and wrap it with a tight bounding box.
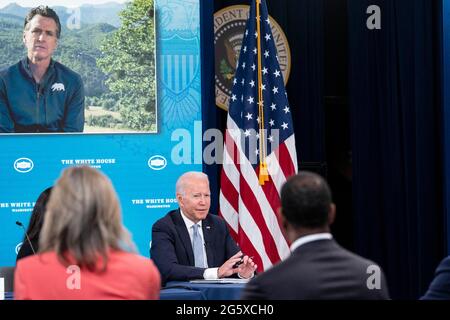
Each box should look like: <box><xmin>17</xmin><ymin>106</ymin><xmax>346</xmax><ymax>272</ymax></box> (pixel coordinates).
<box><xmin>200</xmin><ymin>0</ymin><xmax>220</xmax><ymax>214</ymax></box>
<box><xmin>267</xmin><ymin>0</ymin><xmax>326</xmax><ymax>170</ymax></box>
<box><xmin>444</xmin><ymin>0</ymin><xmax>450</xmax><ymax>256</ymax></box>
<box><xmin>348</xmin><ymin>0</ymin><xmax>444</xmax><ymax>299</ymax></box>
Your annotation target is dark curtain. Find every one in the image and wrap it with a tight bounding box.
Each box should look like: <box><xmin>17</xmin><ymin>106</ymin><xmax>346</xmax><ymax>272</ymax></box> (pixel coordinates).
<box><xmin>348</xmin><ymin>0</ymin><xmax>445</xmax><ymax>299</ymax></box>
<box><xmin>202</xmin><ymin>0</ymin><xmax>326</xmax><ymax>214</ymax></box>
<box><xmin>200</xmin><ymin>0</ymin><xmax>220</xmax><ymax>213</ymax></box>
<box><xmin>444</xmin><ymin>0</ymin><xmax>450</xmax><ymax>255</ymax></box>
<box><xmin>266</xmin><ymin>0</ymin><xmax>326</xmax><ymax>171</ymax></box>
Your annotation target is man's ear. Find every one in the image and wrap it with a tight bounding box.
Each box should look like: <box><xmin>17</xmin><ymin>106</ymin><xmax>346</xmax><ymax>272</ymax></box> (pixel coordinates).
<box><xmin>328</xmin><ymin>203</ymin><xmax>336</xmax><ymax>226</ymax></box>
<box><xmin>176</xmin><ymin>193</ymin><xmax>183</xmax><ymax>207</ymax></box>
<box><xmin>278</xmin><ymin>207</ymin><xmax>288</xmax><ymax>232</ymax></box>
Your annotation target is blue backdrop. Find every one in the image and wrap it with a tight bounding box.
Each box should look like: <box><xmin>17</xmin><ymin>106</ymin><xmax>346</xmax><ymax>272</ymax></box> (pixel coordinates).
<box><xmin>0</xmin><ymin>0</ymin><xmax>203</xmax><ymax>266</ymax></box>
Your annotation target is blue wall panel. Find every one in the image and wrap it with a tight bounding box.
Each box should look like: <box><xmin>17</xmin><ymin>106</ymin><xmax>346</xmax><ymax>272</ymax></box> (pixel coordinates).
<box><xmin>0</xmin><ymin>0</ymin><xmax>203</xmax><ymax>265</ymax></box>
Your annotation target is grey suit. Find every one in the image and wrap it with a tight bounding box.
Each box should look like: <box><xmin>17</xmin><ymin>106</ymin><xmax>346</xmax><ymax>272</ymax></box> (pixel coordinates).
<box><xmin>241</xmin><ymin>239</ymin><xmax>390</xmax><ymax>300</ymax></box>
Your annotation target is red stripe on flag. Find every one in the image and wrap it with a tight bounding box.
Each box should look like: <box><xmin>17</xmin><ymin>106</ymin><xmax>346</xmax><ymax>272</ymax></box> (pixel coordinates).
<box><xmin>260</xmin><ymin>173</ymin><xmax>281</xmax><ymax>217</ymax></box>
<box><xmin>238</xmin><ymin>170</ymin><xmax>282</xmax><ymax>264</ymax></box>
<box><xmin>220</xmin><ymin>171</ymin><xmax>239</xmax><ymax>214</ymax></box>
<box><xmin>276</xmin><ymin>141</ymin><xmax>297</xmax><ymax>180</ymax></box>
<box><xmin>259</xmin><ymin>173</ymin><xmax>286</xmax><ymax>248</ymax></box>
<box><xmin>237</xmin><ymin>227</ymin><xmax>264</xmax><ymax>273</ymax></box>
<box><xmin>220</xmin><ymin>208</ymin><xmax>239</xmax><ymax>241</ymax></box>
<box><xmin>224</xmin><ymin>130</ymin><xmax>238</xmax><ymax>165</ymax></box>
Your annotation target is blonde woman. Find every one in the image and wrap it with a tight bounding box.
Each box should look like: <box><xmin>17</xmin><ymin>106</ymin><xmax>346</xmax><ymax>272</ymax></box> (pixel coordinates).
<box><xmin>14</xmin><ymin>166</ymin><xmax>160</xmax><ymax>299</ymax></box>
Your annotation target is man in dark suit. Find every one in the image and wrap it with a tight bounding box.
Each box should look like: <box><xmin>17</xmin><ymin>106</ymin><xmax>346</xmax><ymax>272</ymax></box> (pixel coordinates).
<box><xmin>150</xmin><ymin>171</ymin><xmax>257</xmax><ymax>285</ymax></box>
<box><xmin>421</xmin><ymin>256</ymin><xmax>450</xmax><ymax>299</ymax></box>
<box><xmin>241</xmin><ymin>171</ymin><xmax>390</xmax><ymax>300</ymax></box>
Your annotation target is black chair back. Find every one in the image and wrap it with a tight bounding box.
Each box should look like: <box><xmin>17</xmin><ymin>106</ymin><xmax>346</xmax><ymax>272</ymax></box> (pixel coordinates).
<box><xmin>0</xmin><ymin>266</ymin><xmax>15</xmax><ymax>292</ymax></box>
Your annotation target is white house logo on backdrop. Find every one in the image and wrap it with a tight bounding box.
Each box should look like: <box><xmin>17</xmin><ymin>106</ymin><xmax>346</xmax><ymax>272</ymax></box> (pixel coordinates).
<box><xmin>14</xmin><ymin>158</ymin><xmax>34</xmax><ymax>173</ymax></box>
<box><xmin>15</xmin><ymin>242</ymin><xmax>22</xmax><ymax>255</ymax></box>
<box><xmin>148</xmin><ymin>155</ymin><xmax>167</xmax><ymax>171</ymax></box>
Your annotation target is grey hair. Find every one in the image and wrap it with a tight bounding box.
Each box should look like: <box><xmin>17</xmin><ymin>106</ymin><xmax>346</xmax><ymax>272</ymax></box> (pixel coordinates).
<box><xmin>176</xmin><ymin>171</ymin><xmax>209</xmax><ymax>196</ymax></box>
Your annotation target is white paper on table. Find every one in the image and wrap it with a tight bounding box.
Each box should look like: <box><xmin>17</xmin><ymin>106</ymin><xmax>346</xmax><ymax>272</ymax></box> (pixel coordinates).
<box><xmin>0</xmin><ymin>278</ymin><xmax>4</xmax><ymax>300</ymax></box>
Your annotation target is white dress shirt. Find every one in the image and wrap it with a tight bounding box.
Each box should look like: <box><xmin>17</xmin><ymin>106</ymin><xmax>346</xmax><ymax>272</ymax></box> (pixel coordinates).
<box><xmin>180</xmin><ymin>210</ymin><xmax>219</xmax><ymax>279</ymax></box>
<box><xmin>290</xmin><ymin>233</ymin><xmax>333</xmax><ymax>252</ymax></box>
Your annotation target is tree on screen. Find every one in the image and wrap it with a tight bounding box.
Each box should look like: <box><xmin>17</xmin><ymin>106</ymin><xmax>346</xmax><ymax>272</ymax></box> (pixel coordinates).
<box><xmin>97</xmin><ymin>0</ymin><xmax>156</xmax><ymax>131</ymax></box>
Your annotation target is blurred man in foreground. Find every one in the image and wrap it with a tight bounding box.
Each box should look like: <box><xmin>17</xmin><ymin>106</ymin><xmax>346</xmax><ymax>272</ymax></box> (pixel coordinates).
<box><xmin>241</xmin><ymin>171</ymin><xmax>390</xmax><ymax>300</ymax></box>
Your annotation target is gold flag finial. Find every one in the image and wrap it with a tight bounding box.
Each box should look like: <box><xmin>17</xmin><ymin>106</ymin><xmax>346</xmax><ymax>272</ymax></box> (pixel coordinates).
<box><xmin>259</xmin><ymin>161</ymin><xmax>270</xmax><ymax>185</ymax></box>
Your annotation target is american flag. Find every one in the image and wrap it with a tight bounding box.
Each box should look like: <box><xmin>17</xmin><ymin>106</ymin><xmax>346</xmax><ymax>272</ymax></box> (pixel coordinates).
<box><xmin>219</xmin><ymin>0</ymin><xmax>298</xmax><ymax>271</ymax></box>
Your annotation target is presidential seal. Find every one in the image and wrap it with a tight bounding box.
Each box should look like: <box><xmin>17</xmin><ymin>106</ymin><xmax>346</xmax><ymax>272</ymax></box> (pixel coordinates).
<box><xmin>214</xmin><ymin>5</ymin><xmax>291</xmax><ymax>110</ymax></box>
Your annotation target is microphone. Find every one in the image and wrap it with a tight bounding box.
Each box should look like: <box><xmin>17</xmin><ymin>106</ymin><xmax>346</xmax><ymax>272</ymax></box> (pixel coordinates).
<box><xmin>16</xmin><ymin>221</ymin><xmax>36</xmax><ymax>254</ymax></box>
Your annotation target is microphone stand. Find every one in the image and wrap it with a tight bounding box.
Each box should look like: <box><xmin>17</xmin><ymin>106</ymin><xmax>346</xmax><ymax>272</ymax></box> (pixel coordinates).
<box><xmin>15</xmin><ymin>221</ymin><xmax>36</xmax><ymax>254</ymax></box>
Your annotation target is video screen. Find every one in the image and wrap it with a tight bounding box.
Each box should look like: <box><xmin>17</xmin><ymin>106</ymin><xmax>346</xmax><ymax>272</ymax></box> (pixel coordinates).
<box><xmin>0</xmin><ymin>0</ymin><xmax>156</xmax><ymax>134</ymax></box>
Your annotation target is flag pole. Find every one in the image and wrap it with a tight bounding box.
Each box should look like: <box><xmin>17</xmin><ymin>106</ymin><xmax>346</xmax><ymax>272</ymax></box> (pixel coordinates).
<box><xmin>256</xmin><ymin>0</ymin><xmax>269</xmax><ymax>185</ymax></box>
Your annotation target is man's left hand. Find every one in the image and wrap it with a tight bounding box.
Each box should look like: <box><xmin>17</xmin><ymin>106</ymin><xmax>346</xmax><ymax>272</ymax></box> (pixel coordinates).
<box><xmin>237</xmin><ymin>255</ymin><xmax>257</xmax><ymax>279</ymax></box>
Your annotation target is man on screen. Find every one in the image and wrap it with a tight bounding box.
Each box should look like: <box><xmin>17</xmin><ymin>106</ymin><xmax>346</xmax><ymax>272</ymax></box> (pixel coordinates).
<box><xmin>150</xmin><ymin>171</ymin><xmax>257</xmax><ymax>285</ymax></box>
<box><xmin>0</xmin><ymin>6</ymin><xmax>84</xmax><ymax>133</ymax></box>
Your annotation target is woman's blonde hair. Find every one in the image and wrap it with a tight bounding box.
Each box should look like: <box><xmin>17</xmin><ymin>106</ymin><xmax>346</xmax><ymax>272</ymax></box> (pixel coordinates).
<box><xmin>39</xmin><ymin>166</ymin><xmax>135</xmax><ymax>271</ymax></box>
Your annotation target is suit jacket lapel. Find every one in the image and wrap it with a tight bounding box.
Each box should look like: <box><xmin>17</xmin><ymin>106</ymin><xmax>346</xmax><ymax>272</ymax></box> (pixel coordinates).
<box><xmin>202</xmin><ymin>216</ymin><xmax>214</xmax><ymax>267</ymax></box>
<box><xmin>173</xmin><ymin>209</ymin><xmax>195</xmax><ymax>265</ymax></box>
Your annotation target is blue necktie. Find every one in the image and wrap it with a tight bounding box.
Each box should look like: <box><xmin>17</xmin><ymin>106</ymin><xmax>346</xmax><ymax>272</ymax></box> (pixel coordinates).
<box><xmin>192</xmin><ymin>224</ymin><xmax>205</xmax><ymax>268</ymax></box>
